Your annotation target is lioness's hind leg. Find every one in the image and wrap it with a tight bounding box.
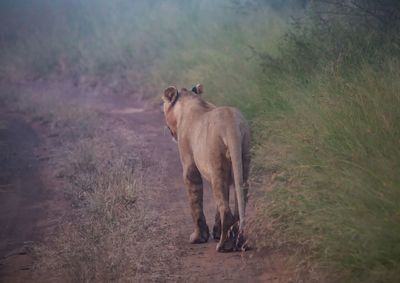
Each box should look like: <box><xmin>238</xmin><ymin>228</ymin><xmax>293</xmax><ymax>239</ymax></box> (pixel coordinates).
<box><xmin>215</xmin><ymin>202</ymin><xmax>235</xmax><ymax>252</ymax></box>
<box><xmin>212</xmin><ymin>176</ymin><xmax>235</xmax><ymax>252</ymax></box>
<box><xmin>184</xmin><ymin>164</ymin><xmax>209</xmax><ymax>244</ymax></box>
<box><xmin>212</xmin><ymin>209</ymin><xmax>221</xmax><ymax>240</ymax></box>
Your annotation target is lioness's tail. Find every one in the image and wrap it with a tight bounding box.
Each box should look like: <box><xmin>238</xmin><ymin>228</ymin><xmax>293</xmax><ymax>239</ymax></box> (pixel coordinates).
<box><xmin>228</xmin><ymin>123</ymin><xmax>250</xmax><ymax>231</ymax></box>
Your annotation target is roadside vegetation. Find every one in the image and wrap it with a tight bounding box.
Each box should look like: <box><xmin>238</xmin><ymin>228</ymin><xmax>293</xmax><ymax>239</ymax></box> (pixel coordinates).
<box><xmin>249</xmin><ymin>1</ymin><xmax>400</xmax><ymax>282</ymax></box>
<box><xmin>1</xmin><ymin>0</ymin><xmax>399</xmax><ymax>282</ymax></box>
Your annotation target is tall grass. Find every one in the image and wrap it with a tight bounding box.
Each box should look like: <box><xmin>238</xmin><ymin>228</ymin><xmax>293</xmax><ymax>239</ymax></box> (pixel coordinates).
<box><xmin>250</xmin><ymin>1</ymin><xmax>400</xmax><ymax>282</ymax></box>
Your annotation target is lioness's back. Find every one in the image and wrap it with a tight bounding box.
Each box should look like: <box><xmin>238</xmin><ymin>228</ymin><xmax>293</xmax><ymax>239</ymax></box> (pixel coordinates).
<box><xmin>203</xmin><ymin>106</ymin><xmax>248</xmax><ymax>136</ymax></box>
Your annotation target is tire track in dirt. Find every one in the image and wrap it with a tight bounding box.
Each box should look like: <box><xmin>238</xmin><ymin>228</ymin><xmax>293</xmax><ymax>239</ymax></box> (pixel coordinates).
<box><xmin>0</xmin><ymin>113</ymin><xmax>47</xmax><ymax>282</ymax></box>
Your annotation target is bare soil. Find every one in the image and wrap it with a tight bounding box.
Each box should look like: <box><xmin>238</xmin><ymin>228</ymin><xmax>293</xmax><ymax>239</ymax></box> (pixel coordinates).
<box><xmin>0</xmin><ymin>81</ymin><xmax>286</xmax><ymax>282</ymax></box>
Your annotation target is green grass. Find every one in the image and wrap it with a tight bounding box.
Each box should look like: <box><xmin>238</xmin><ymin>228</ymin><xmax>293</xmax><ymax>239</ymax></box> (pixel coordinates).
<box><xmin>252</xmin><ymin>60</ymin><xmax>400</xmax><ymax>282</ymax></box>
<box><xmin>249</xmin><ymin>2</ymin><xmax>400</xmax><ymax>281</ymax></box>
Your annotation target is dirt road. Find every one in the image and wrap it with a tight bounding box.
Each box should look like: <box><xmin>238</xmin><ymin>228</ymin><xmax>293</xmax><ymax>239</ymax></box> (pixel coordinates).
<box><xmin>90</xmin><ymin>88</ymin><xmax>281</xmax><ymax>282</ymax></box>
<box><xmin>0</xmin><ymin>81</ymin><xmax>283</xmax><ymax>282</ymax></box>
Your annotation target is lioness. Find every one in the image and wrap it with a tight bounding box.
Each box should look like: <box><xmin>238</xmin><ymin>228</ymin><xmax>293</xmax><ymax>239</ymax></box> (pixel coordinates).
<box><xmin>162</xmin><ymin>84</ymin><xmax>250</xmax><ymax>252</ymax></box>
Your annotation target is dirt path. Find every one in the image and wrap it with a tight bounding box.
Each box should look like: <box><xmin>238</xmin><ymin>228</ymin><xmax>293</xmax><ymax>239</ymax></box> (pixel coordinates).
<box><xmin>89</xmin><ymin>92</ymin><xmax>280</xmax><ymax>282</ymax></box>
<box><xmin>0</xmin><ymin>81</ymin><xmax>284</xmax><ymax>282</ymax></box>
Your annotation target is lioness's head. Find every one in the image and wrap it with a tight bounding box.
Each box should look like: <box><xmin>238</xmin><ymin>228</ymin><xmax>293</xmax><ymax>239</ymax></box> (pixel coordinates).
<box><xmin>161</xmin><ymin>84</ymin><xmax>203</xmax><ymax>141</ymax></box>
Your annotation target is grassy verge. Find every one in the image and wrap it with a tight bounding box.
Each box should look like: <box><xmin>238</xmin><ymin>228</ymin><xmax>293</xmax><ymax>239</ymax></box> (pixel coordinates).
<box><xmin>249</xmin><ymin>2</ymin><xmax>400</xmax><ymax>282</ymax></box>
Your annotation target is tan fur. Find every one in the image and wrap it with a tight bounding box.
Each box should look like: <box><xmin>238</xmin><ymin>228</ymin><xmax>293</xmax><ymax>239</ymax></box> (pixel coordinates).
<box><xmin>162</xmin><ymin>85</ymin><xmax>250</xmax><ymax>252</ymax></box>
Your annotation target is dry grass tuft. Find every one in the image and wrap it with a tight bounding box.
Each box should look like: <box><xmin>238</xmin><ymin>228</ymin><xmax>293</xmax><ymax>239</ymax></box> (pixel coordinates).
<box><xmin>35</xmin><ymin>138</ymin><xmax>179</xmax><ymax>282</ymax></box>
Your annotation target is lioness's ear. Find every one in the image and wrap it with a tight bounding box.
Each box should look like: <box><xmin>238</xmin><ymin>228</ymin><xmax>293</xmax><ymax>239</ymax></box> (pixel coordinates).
<box><xmin>192</xmin><ymin>84</ymin><xmax>203</xmax><ymax>95</ymax></box>
<box><xmin>163</xmin><ymin>86</ymin><xmax>178</xmax><ymax>102</ymax></box>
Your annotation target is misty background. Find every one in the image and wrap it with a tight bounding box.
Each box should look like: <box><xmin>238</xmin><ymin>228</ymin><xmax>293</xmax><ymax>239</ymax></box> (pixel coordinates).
<box><xmin>0</xmin><ymin>0</ymin><xmax>300</xmax><ymax>109</ymax></box>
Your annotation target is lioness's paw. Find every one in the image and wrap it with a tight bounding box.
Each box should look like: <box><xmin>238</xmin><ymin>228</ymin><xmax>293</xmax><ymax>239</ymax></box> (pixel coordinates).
<box><xmin>216</xmin><ymin>239</ymin><xmax>234</xmax><ymax>252</ymax></box>
<box><xmin>189</xmin><ymin>230</ymin><xmax>209</xmax><ymax>244</ymax></box>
